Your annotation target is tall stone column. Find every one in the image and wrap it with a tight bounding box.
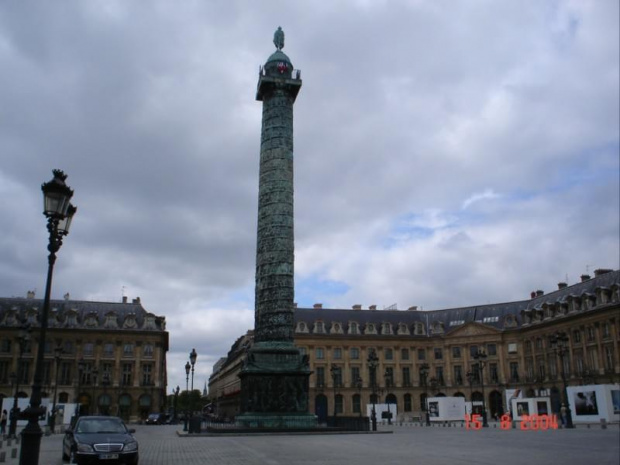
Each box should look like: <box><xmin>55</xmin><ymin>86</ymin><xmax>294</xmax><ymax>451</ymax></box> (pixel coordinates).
<box><xmin>236</xmin><ymin>27</ymin><xmax>315</xmax><ymax>429</ymax></box>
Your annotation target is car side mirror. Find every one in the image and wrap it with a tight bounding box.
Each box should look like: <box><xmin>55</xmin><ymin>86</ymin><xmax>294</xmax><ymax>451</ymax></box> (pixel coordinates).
<box><xmin>65</xmin><ymin>427</ymin><xmax>73</xmax><ymax>434</ymax></box>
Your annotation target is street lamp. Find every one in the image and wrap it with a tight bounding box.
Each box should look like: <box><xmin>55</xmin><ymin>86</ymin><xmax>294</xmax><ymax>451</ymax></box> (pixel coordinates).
<box><xmin>419</xmin><ymin>363</ymin><xmax>430</xmax><ymax>426</ymax></box>
<box><xmin>473</xmin><ymin>349</ymin><xmax>489</xmax><ymax>427</ymax></box>
<box><xmin>367</xmin><ymin>349</ymin><xmax>379</xmax><ymax>431</ymax></box>
<box><xmin>355</xmin><ymin>377</ymin><xmax>363</xmax><ymax>418</ymax></box>
<box><xmin>173</xmin><ymin>386</ymin><xmax>180</xmax><ymax>424</ymax></box>
<box><xmin>21</xmin><ymin>169</ymin><xmax>76</xmax><ymax>465</ymax></box>
<box><xmin>330</xmin><ymin>365</ymin><xmax>341</xmax><ymax>420</ymax></box>
<box><xmin>77</xmin><ymin>358</ymin><xmax>85</xmax><ymax>416</ymax></box>
<box><xmin>189</xmin><ymin>349</ymin><xmax>197</xmax><ymax>392</ymax></box>
<box><xmin>384</xmin><ymin>369</ymin><xmax>392</xmax><ymax>425</ymax></box>
<box><xmin>549</xmin><ymin>331</ymin><xmax>574</xmax><ymax>428</ymax></box>
<box><xmin>466</xmin><ymin>370</ymin><xmax>474</xmax><ymax>415</ymax></box>
<box><xmin>9</xmin><ymin>323</ymin><xmax>31</xmax><ymax>438</ymax></box>
<box><xmin>183</xmin><ymin>361</ymin><xmax>191</xmax><ymax>432</ymax></box>
<box><xmin>49</xmin><ymin>345</ymin><xmax>63</xmax><ymax>433</ymax></box>
<box><xmin>91</xmin><ymin>367</ymin><xmax>99</xmax><ymax>416</ymax></box>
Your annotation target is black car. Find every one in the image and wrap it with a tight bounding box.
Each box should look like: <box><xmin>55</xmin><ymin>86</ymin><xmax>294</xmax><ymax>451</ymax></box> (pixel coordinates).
<box><xmin>144</xmin><ymin>413</ymin><xmax>166</xmax><ymax>425</ymax></box>
<box><xmin>62</xmin><ymin>416</ymin><xmax>139</xmax><ymax>465</ymax></box>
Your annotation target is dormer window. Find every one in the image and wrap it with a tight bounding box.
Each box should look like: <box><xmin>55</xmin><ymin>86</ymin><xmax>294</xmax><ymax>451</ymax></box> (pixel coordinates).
<box><xmin>144</xmin><ymin>315</ymin><xmax>157</xmax><ymax>330</ymax></box>
<box><xmin>296</xmin><ymin>321</ymin><xmax>309</xmax><ymax>333</ymax></box>
<box><xmin>313</xmin><ymin>321</ymin><xmax>325</xmax><ymax>334</ymax></box>
<box><xmin>123</xmin><ymin>313</ymin><xmax>138</xmax><ymax>329</ymax></box>
<box><xmin>66</xmin><ymin>311</ymin><xmax>78</xmax><ymax>326</ymax></box>
<box><xmin>365</xmin><ymin>323</ymin><xmax>376</xmax><ymax>335</ymax></box>
<box><xmin>431</xmin><ymin>321</ymin><xmax>444</xmax><ymax>334</ymax></box>
<box><xmin>104</xmin><ymin>312</ymin><xmax>118</xmax><ymax>329</ymax></box>
<box><xmin>85</xmin><ymin>312</ymin><xmax>98</xmax><ymax>327</ymax></box>
<box><xmin>381</xmin><ymin>323</ymin><xmax>393</xmax><ymax>335</ymax></box>
<box><xmin>414</xmin><ymin>322</ymin><xmax>425</xmax><ymax>335</ymax></box>
<box><xmin>397</xmin><ymin>323</ymin><xmax>409</xmax><ymax>335</ymax></box>
<box><xmin>330</xmin><ymin>322</ymin><xmax>343</xmax><ymax>334</ymax></box>
<box><xmin>348</xmin><ymin>321</ymin><xmax>359</xmax><ymax>335</ymax></box>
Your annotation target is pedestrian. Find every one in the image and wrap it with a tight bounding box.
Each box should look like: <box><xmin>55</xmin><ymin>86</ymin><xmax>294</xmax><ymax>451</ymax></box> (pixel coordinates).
<box><xmin>1</xmin><ymin>409</ymin><xmax>7</xmax><ymax>436</ymax></box>
<box><xmin>560</xmin><ymin>403</ymin><xmax>567</xmax><ymax>427</ymax></box>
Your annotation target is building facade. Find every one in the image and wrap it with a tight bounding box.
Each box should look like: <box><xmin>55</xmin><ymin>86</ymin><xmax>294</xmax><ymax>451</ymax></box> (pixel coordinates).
<box><xmin>209</xmin><ymin>269</ymin><xmax>620</xmax><ymax>422</ymax></box>
<box><xmin>0</xmin><ymin>294</ymin><xmax>168</xmax><ymax>423</ymax></box>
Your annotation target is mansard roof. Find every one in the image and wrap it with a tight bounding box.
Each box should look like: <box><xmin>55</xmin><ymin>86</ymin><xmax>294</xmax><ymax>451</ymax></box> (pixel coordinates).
<box><xmin>0</xmin><ymin>297</ymin><xmax>166</xmax><ymax>332</ymax></box>
<box><xmin>293</xmin><ymin>269</ymin><xmax>619</xmax><ymax>335</ymax></box>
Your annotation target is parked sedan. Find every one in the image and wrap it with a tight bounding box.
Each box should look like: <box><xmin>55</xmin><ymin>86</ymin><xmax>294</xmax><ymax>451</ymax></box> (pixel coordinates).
<box><xmin>144</xmin><ymin>413</ymin><xmax>166</xmax><ymax>425</ymax></box>
<box><xmin>62</xmin><ymin>416</ymin><xmax>139</xmax><ymax>465</ymax></box>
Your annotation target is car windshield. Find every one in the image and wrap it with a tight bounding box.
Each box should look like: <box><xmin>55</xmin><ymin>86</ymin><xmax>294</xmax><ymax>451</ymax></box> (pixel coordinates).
<box><xmin>77</xmin><ymin>419</ymin><xmax>127</xmax><ymax>434</ymax></box>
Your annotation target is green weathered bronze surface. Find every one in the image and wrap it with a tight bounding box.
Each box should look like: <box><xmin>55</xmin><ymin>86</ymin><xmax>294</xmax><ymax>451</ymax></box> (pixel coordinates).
<box><xmin>238</xmin><ymin>28</ymin><xmax>314</xmax><ymax>427</ymax></box>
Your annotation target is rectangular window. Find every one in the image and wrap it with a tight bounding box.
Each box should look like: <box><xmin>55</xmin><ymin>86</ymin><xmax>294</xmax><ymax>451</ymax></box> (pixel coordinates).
<box><xmin>452</xmin><ymin>347</ymin><xmax>461</xmax><ymax>358</ymax></box>
<box><xmin>401</xmin><ymin>348</ymin><xmax>410</xmax><ymax>360</ymax></box>
<box><xmin>469</xmin><ymin>346</ymin><xmax>479</xmax><ymax>357</ymax></box>
<box><xmin>142</xmin><ymin>364</ymin><xmax>153</xmax><ymax>385</ymax></box>
<box><xmin>508</xmin><ymin>343</ymin><xmax>518</xmax><ymax>354</ymax></box>
<box><xmin>434</xmin><ymin>348</ymin><xmax>443</xmax><ymax>360</ymax></box>
<box><xmin>604</xmin><ymin>346</ymin><xmax>614</xmax><ymax>370</ymax></box>
<box><xmin>122</xmin><ymin>363</ymin><xmax>133</xmax><ymax>386</ymax></box>
<box><xmin>417</xmin><ymin>349</ymin><xmax>426</xmax><ymax>361</ymax></box>
<box><xmin>487</xmin><ymin>344</ymin><xmax>497</xmax><ymax>356</ymax></box>
<box><xmin>19</xmin><ymin>360</ymin><xmax>30</xmax><ymax>384</ymax></box>
<box><xmin>537</xmin><ymin>359</ymin><xmax>545</xmax><ymax>380</ymax></box>
<box><xmin>490</xmin><ymin>363</ymin><xmax>499</xmax><ymax>383</ymax></box>
<box><xmin>510</xmin><ymin>362</ymin><xmax>519</xmax><ymax>382</ymax></box>
<box><xmin>335</xmin><ymin>395</ymin><xmax>343</xmax><ymax>414</ymax></box>
<box><xmin>353</xmin><ymin>394</ymin><xmax>361</xmax><ymax>414</ymax></box>
<box><xmin>587</xmin><ymin>327</ymin><xmax>595</xmax><ymax>341</ymax></box>
<box><xmin>332</xmin><ymin>366</ymin><xmax>343</xmax><ymax>387</ymax></box>
<box><xmin>385</xmin><ymin>367</ymin><xmax>394</xmax><ymax>387</ymax></box>
<box><xmin>0</xmin><ymin>361</ymin><xmax>8</xmax><ymax>383</ymax></box>
<box><xmin>315</xmin><ymin>348</ymin><xmax>324</xmax><ymax>360</ymax></box>
<box><xmin>298</xmin><ymin>347</ymin><xmax>307</xmax><ymax>356</ymax></box>
<box><xmin>42</xmin><ymin>361</ymin><xmax>52</xmax><ymax>386</ymax></box>
<box><xmin>385</xmin><ymin>348</ymin><xmax>393</xmax><ymax>360</ymax></box>
<box><xmin>316</xmin><ymin>367</ymin><xmax>325</xmax><ymax>387</ymax></box>
<box><xmin>81</xmin><ymin>363</ymin><xmax>93</xmax><ymax>385</ymax></box>
<box><xmin>101</xmin><ymin>362</ymin><xmax>113</xmax><ymax>385</ymax></box>
<box><xmin>404</xmin><ymin>394</ymin><xmax>412</xmax><ymax>412</ymax></box>
<box><xmin>143</xmin><ymin>344</ymin><xmax>154</xmax><ymax>357</ymax></box>
<box><xmin>63</xmin><ymin>341</ymin><xmax>74</xmax><ymax>354</ymax></box>
<box><xmin>103</xmin><ymin>343</ymin><xmax>114</xmax><ymax>357</ymax></box>
<box><xmin>351</xmin><ymin>366</ymin><xmax>361</xmax><ymax>387</ymax></box>
<box><xmin>602</xmin><ymin>323</ymin><xmax>611</xmax><ymax>339</ymax></box>
<box><xmin>350</xmin><ymin>348</ymin><xmax>359</xmax><ymax>360</ymax></box>
<box><xmin>573</xmin><ymin>330</ymin><xmax>581</xmax><ymax>343</ymax></box>
<box><xmin>333</xmin><ymin>348</ymin><xmax>342</xmax><ymax>360</ymax></box>
<box><xmin>402</xmin><ymin>367</ymin><xmax>411</xmax><ymax>387</ymax></box>
<box><xmin>60</xmin><ymin>362</ymin><xmax>72</xmax><ymax>385</ymax></box>
<box><xmin>0</xmin><ymin>339</ymin><xmax>11</xmax><ymax>353</ymax></box>
<box><xmin>454</xmin><ymin>365</ymin><xmax>463</xmax><ymax>385</ymax></box>
<box><xmin>83</xmin><ymin>342</ymin><xmax>94</xmax><ymax>357</ymax></box>
<box><xmin>123</xmin><ymin>344</ymin><xmax>134</xmax><ymax>357</ymax></box>
<box><xmin>436</xmin><ymin>366</ymin><xmax>444</xmax><ymax>385</ymax></box>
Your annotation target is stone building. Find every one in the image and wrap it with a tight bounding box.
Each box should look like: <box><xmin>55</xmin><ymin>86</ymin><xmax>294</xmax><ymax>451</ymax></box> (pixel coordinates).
<box><xmin>209</xmin><ymin>269</ymin><xmax>619</xmax><ymax>422</ymax></box>
<box><xmin>0</xmin><ymin>294</ymin><xmax>168</xmax><ymax>422</ymax></box>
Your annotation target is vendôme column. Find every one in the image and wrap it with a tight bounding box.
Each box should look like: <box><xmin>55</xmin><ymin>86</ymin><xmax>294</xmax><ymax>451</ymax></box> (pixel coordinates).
<box><xmin>237</xmin><ymin>27</ymin><xmax>316</xmax><ymax>429</ymax></box>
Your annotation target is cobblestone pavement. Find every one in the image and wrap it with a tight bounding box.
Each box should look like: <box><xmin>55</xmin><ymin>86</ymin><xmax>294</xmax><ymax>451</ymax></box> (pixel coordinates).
<box><xmin>6</xmin><ymin>423</ymin><xmax>618</xmax><ymax>465</ymax></box>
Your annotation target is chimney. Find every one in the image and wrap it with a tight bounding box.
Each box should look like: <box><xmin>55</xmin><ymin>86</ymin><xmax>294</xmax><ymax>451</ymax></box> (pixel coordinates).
<box><xmin>536</xmin><ymin>290</ymin><xmax>544</xmax><ymax>297</ymax></box>
<box><xmin>122</xmin><ymin>296</ymin><xmax>128</xmax><ymax>304</ymax></box>
<box><xmin>557</xmin><ymin>282</ymin><xmax>568</xmax><ymax>290</ymax></box>
<box><xmin>580</xmin><ymin>274</ymin><xmax>591</xmax><ymax>282</ymax></box>
<box><xmin>408</xmin><ymin>306</ymin><xmax>418</xmax><ymax>311</ymax></box>
<box><xmin>594</xmin><ymin>268</ymin><xmax>613</xmax><ymax>277</ymax></box>
<box><xmin>368</xmin><ymin>305</ymin><xmax>377</xmax><ymax>311</ymax></box>
<box><xmin>352</xmin><ymin>304</ymin><xmax>362</xmax><ymax>310</ymax></box>
<box><xmin>313</xmin><ymin>303</ymin><xmax>322</xmax><ymax>309</ymax></box>
<box><xmin>530</xmin><ymin>291</ymin><xmax>536</xmax><ymax>299</ymax></box>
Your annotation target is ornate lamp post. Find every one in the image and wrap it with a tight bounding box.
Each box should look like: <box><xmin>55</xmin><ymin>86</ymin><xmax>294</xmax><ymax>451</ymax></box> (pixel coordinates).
<box><xmin>9</xmin><ymin>324</ymin><xmax>31</xmax><ymax>438</ymax></box>
<box><xmin>49</xmin><ymin>345</ymin><xmax>63</xmax><ymax>433</ymax></box>
<box><xmin>329</xmin><ymin>364</ymin><xmax>341</xmax><ymax>420</ymax></box>
<box><xmin>473</xmin><ymin>349</ymin><xmax>489</xmax><ymax>427</ymax></box>
<box><xmin>367</xmin><ymin>349</ymin><xmax>379</xmax><ymax>431</ymax></box>
<box><xmin>384</xmin><ymin>369</ymin><xmax>392</xmax><ymax>425</ymax></box>
<box><xmin>20</xmin><ymin>169</ymin><xmax>76</xmax><ymax>465</ymax></box>
<box><xmin>549</xmin><ymin>331</ymin><xmax>574</xmax><ymax>428</ymax></box>
<box><xmin>173</xmin><ymin>386</ymin><xmax>180</xmax><ymax>424</ymax></box>
<box><xmin>189</xmin><ymin>349</ymin><xmax>197</xmax><ymax>392</ymax></box>
<box><xmin>355</xmin><ymin>377</ymin><xmax>363</xmax><ymax>417</ymax></box>
<box><xmin>77</xmin><ymin>358</ymin><xmax>85</xmax><ymax>416</ymax></box>
<box><xmin>419</xmin><ymin>363</ymin><xmax>430</xmax><ymax>426</ymax></box>
<box><xmin>91</xmin><ymin>367</ymin><xmax>99</xmax><ymax>416</ymax></box>
<box><xmin>183</xmin><ymin>361</ymin><xmax>190</xmax><ymax>432</ymax></box>
<box><xmin>466</xmin><ymin>370</ymin><xmax>474</xmax><ymax>414</ymax></box>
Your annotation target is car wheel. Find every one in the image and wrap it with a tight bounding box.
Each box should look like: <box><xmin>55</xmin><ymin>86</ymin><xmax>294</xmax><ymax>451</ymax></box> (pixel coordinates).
<box><xmin>62</xmin><ymin>444</ymin><xmax>69</xmax><ymax>461</ymax></box>
<box><xmin>69</xmin><ymin>450</ymin><xmax>80</xmax><ymax>465</ymax></box>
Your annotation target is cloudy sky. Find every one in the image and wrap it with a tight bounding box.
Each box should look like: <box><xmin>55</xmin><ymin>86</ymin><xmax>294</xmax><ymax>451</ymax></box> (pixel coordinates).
<box><xmin>1</xmin><ymin>0</ymin><xmax>618</xmax><ymax>392</ymax></box>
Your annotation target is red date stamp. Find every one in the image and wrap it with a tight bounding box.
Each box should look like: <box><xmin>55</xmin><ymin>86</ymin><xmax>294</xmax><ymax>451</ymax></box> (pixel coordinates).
<box><xmin>465</xmin><ymin>413</ymin><xmax>559</xmax><ymax>430</ymax></box>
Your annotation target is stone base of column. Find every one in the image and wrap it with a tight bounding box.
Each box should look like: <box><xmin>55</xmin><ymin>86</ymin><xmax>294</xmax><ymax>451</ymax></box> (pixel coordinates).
<box><xmin>237</xmin><ymin>342</ymin><xmax>316</xmax><ymax>429</ymax></box>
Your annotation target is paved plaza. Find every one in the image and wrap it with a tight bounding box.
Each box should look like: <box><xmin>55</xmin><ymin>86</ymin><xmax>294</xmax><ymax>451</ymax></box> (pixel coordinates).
<box><xmin>5</xmin><ymin>423</ymin><xmax>618</xmax><ymax>465</ymax></box>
